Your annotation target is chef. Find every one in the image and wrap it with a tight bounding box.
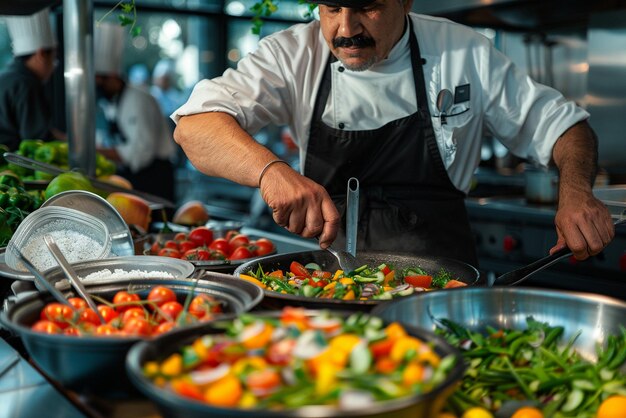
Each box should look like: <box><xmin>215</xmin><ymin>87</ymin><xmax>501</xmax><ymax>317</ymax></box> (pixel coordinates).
<box><xmin>94</xmin><ymin>23</ymin><xmax>177</xmax><ymax>201</ymax></box>
<box><xmin>0</xmin><ymin>8</ymin><xmax>64</xmax><ymax>151</ymax></box>
<box><xmin>172</xmin><ymin>0</ymin><xmax>614</xmax><ymax>264</ymax></box>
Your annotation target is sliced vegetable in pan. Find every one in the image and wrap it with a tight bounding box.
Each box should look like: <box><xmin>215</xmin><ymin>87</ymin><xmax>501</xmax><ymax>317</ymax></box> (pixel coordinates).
<box><xmin>240</xmin><ymin>261</ymin><xmax>466</xmax><ymax>300</ymax></box>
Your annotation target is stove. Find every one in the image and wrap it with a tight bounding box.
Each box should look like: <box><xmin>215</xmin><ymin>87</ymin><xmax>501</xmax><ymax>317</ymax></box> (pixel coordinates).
<box><xmin>465</xmin><ymin>197</ymin><xmax>626</xmax><ymax>300</ymax></box>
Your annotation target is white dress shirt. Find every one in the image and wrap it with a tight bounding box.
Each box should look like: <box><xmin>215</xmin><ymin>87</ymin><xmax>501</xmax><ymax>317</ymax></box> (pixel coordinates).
<box><xmin>173</xmin><ymin>13</ymin><xmax>588</xmax><ymax>193</ymax></box>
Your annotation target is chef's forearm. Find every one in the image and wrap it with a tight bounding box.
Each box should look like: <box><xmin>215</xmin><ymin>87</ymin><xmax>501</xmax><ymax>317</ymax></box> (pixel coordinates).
<box><xmin>551</xmin><ymin>121</ymin><xmax>598</xmax><ymax>201</ymax></box>
<box><xmin>174</xmin><ymin>112</ymin><xmax>281</xmax><ymax>188</ymax></box>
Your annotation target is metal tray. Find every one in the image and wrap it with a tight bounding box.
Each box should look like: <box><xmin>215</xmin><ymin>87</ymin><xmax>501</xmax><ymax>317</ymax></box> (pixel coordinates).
<box><xmin>593</xmin><ymin>185</ymin><xmax>626</xmax><ymax>219</ymax></box>
<box><xmin>0</xmin><ymin>252</ymin><xmax>194</xmax><ymax>283</ymax></box>
<box><xmin>41</xmin><ymin>190</ymin><xmax>134</xmax><ymax>257</ymax></box>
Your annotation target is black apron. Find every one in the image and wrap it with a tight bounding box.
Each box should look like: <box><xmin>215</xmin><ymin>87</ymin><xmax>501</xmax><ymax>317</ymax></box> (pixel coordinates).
<box><xmin>304</xmin><ymin>21</ymin><xmax>478</xmax><ymax>266</ymax></box>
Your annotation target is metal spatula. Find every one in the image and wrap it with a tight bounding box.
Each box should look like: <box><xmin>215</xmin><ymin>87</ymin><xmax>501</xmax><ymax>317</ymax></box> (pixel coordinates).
<box><xmin>325</xmin><ymin>242</ymin><xmax>363</xmax><ymax>274</ymax></box>
<box><xmin>492</xmin><ymin>217</ymin><xmax>626</xmax><ymax>286</ymax></box>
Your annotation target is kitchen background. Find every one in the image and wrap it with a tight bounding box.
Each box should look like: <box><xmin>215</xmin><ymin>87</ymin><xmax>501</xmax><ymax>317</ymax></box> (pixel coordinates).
<box><xmin>0</xmin><ymin>0</ymin><xmax>625</xmax><ymax>296</ymax></box>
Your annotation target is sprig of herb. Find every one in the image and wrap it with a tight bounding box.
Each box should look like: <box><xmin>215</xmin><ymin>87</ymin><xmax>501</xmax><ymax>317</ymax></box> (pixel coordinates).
<box><xmin>97</xmin><ymin>0</ymin><xmax>141</xmax><ymax>38</ymax></box>
<box><xmin>250</xmin><ymin>0</ymin><xmax>317</xmax><ymax>35</ymax></box>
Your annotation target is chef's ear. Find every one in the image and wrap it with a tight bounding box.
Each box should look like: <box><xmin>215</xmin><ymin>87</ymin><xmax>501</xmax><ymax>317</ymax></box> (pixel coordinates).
<box><xmin>402</xmin><ymin>0</ymin><xmax>413</xmax><ymax>13</ymax></box>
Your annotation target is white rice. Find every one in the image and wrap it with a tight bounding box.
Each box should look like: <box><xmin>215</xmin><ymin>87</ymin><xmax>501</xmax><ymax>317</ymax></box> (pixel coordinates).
<box><xmin>81</xmin><ymin>268</ymin><xmax>175</xmax><ymax>281</ymax></box>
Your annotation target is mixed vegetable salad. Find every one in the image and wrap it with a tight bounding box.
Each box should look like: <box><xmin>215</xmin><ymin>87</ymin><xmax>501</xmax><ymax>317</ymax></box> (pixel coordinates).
<box><xmin>436</xmin><ymin>317</ymin><xmax>626</xmax><ymax>418</ymax></box>
<box><xmin>142</xmin><ymin>307</ymin><xmax>458</xmax><ymax>410</ymax></box>
<box><xmin>240</xmin><ymin>261</ymin><xmax>466</xmax><ymax>300</ymax></box>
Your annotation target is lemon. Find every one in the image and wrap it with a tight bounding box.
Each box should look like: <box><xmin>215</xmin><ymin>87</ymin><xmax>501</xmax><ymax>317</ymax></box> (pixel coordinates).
<box><xmin>462</xmin><ymin>407</ymin><xmax>494</xmax><ymax>418</ymax></box>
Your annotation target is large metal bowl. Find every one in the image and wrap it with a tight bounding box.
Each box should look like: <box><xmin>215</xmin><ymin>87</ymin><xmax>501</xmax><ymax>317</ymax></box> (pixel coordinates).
<box><xmin>126</xmin><ymin>310</ymin><xmax>466</xmax><ymax>418</ymax></box>
<box><xmin>233</xmin><ymin>250</ymin><xmax>482</xmax><ymax>311</ymax></box>
<box><xmin>371</xmin><ymin>287</ymin><xmax>626</xmax><ymax>361</ymax></box>
<box><xmin>0</xmin><ymin>273</ymin><xmax>263</xmax><ymax>397</ymax></box>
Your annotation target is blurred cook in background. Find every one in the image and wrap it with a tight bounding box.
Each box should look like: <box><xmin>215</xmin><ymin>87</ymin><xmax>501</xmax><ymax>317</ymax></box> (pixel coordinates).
<box><xmin>0</xmin><ymin>8</ymin><xmax>65</xmax><ymax>151</ymax></box>
<box><xmin>150</xmin><ymin>59</ymin><xmax>186</xmax><ymax>131</ymax></box>
<box><xmin>94</xmin><ymin>23</ymin><xmax>177</xmax><ymax>201</ymax></box>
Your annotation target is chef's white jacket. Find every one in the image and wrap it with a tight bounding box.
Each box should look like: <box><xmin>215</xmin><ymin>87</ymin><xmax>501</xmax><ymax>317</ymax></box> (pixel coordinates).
<box><xmin>173</xmin><ymin>13</ymin><xmax>588</xmax><ymax>194</ymax></box>
<box><xmin>97</xmin><ymin>84</ymin><xmax>176</xmax><ymax>173</ymax></box>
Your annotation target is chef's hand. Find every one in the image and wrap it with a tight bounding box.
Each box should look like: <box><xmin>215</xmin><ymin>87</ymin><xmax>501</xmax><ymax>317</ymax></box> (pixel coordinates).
<box><xmin>550</xmin><ymin>190</ymin><xmax>614</xmax><ymax>260</ymax></box>
<box><xmin>259</xmin><ymin>162</ymin><xmax>340</xmax><ymax>248</ymax></box>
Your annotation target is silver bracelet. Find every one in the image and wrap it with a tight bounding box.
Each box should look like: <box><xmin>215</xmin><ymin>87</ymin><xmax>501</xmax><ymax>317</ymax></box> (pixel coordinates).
<box><xmin>258</xmin><ymin>159</ymin><xmax>289</xmax><ymax>188</ymax></box>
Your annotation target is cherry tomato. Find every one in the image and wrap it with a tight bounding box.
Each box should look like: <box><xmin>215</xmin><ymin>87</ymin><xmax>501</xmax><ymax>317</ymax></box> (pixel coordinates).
<box><xmin>229</xmin><ymin>246</ymin><xmax>253</xmax><ymax>260</ymax></box>
<box><xmin>174</xmin><ymin>232</ymin><xmax>187</xmax><ymax>241</ymax></box>
<box><xmin>289</xmin><ymin>261</ymin><xmax>310</xmax><ymax>278</ymax></box>
<box><xmin>228</xmin><ymin>233</ymin><xmax>250</xmax><ymax>249</ymax></box>
<box><xmin>178</xmin><ymin>240</ymin><xmax>197</xmax><ymax>253</ymax></box>
<box><xmin>122</xmin><ymin>317</ymin><xmax>152</xmax><ymax>336</ymax></box>
<box><xmin>154</xmin><ymin>322</ymin><xmax>176</xmax><ymax>335</ymax></box>
<box><xmin>267</xmin><ymin>339</ymin><xmax>296</xmax><ymax>365</ymax></box>
<box><xmin>209</xmin><ymin>238</ymin><xmax>231</xmax><ymax>256</ymax></box>
<box><xmin>311</xmin><ymin>270</ymin><xmax>332</xmax><ymax>280</ymax></box>
<box><xmin>183</xmin><ymin>248</ymin><xmax>211</xmax><ymax>261</ymax></box>
<box><xmin>253</xmin><ymin>238</ymin><xmax>275</xmax><ymax>256</ymax></box>
<box><xmin>67</xmin><ymin>297</ymin><xmax>88</xmax><ymax>311</ymax></box>
<box><xmin>31</xmin><ymin>320</ymin><xmax>63</xmax><ymax>334</ymax></box>
<box><xmin>158</xmin><ymin>301</ymin><xmax>184</xmax><ymax>322</ymax></box>
<box><xmin>40</xmin><ymin>303</ymin><xmax>75</xmax><ymax>329</ymax></box>
<box><xmin>112</xmin><ymin>291</ymin><xmax>141</xmax><ymax>313</ymax></box>
<box><xmin>164</xmin><ymin>240</ymin><xmax>179</xmax><ymax>250</ymax></box>
<box><xmin>63</xmin><ymin>327</ymin><xmax>82</xmax><ymax>336</ymax></box>
<box><xmin>147</xmin><ymin>286</ymin><xmax>177</xmax><ymax>307</ymax></box>
<box><xmin>245</xmin><ymin>369</ymin><xmax>282</xmax><ymax>394</ymax></box>
<box><xmin>224</xmin><ymin>230</ymin><xmax>239</xmax><ymax>241</ymax></box>
<box><xmin>95</xmin><ymin>324</ymin><xmax>120</xmax><ymax>336</ymax></box>
<box><xmin>208</xmin><ymin>249</ymin><xmax>227</xmax><ymax>260</ymax></box>
<box><xmin>158</xmin><ymin>247</ymin><xmax>181</xmax><ymax>258</ymax></box>
<box><xmin>79</xmin><ymin>309</ymin><xmax>102</xmax><ymax>326</ymax></box>
<box><xmin>150</xmin><ymin>241</ymin><xmax>162</xmax><ymax>254</ymax></box>
<box><xmin>188</xmin><ymin>294</ymin><xmax>222</xmax><ymax>319</ymax></box>
<box><xmin>444</xmin><ymin>279</ymin><xmax>467</xmax><ymax>289</ymax></box>
<box><xmin>97</xmin><ymin>305</ymin><xmax>119</xmax><ymax>323</ymax></box>
<box><xmin>122</xmin><ymin>307</ymin><xmax>147</xmax><ymax>323</ymax></box>
<box><xmin>307</xmin><ymin>278</ymin><xmax>328</xmax><ymax>288</ymax></box>
<box><xmin>188</xmin><ymin>226</ymin><xmax>214</xmax><ymax>246</ymax></box>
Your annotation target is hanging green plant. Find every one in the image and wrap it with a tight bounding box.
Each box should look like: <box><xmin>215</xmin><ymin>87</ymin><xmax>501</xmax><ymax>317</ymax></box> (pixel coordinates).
<box><xmin>250</xmin><ymin>0</ymin><xmax>317</xmax><ymax>35</ymax></box>
<box><xmin>97</xmin><ymin>0</ymin><xmax>141</xmax><ymax>37</ymax></box>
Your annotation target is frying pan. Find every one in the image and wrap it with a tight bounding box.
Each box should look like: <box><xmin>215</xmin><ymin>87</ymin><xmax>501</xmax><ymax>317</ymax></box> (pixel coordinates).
<box><xmin>233</xmin><ymin>250</ymin><xmax>482</xmax><ymax>311</ymax></box>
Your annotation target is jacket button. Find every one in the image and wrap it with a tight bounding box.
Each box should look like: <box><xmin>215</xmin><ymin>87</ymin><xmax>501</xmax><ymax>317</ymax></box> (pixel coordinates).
<box><xmin>338</xmin><ymin>66</ymin><xmax>345</xmax><ymax>72</ymax></box>
<box><xmin>421</xmin><ymin>58</ymin><xmax>427</xmax><ymax>65</ymax></box>
<box><xmin>338</xmin><ymin>122</ymin><xmax>345</xmax><ymax>129</ymax></box>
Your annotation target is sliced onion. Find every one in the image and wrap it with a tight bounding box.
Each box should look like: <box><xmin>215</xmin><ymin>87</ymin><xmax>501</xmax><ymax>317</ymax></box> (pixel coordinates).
<box><xmin>189</xmin><ymin>363</ymin><xmax>230</xmax><ymax>385</ymax></box>
<box><xmin>460</xmin><ymin>339</ymin><xmax>473</xmax><ymax>350</ymax></box>
<box><xmin>293</xmin><ymin>330</ymin><xmax>328</xmax><ymax>359</ymax></box>
<box><xmin>308</xmin><ymin>316</ymin><xmax>342</xmax><ymax>333</ymax></box>
<box><xmin>339</xmin><ymin>390</ymin><xmax>375</xmax><ymax>410</ymax></box>
<box><xmin>238</xmin><ymin>321</ymin><xmax>265</xmax><ymax>344</ymax></box>
<box><xmin>389</xmin><ymin>283</ymin><xmax>410</xmax><ymax>294</ymax></box>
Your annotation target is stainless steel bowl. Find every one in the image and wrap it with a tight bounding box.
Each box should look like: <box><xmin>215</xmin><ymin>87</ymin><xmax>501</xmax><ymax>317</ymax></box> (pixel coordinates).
<box><xmin>371</xmin><ymin>287</ymin><xmax>626</xmax><ymax>361</ymax></box>
<box><xmin>126</xmin><ymin>310</ymin><xmax>466</xmax><ymax>418</ymax></box>
<box><xmin>0</xmin><ymin>273</ymin><xmax>263</xmax><ymax>396</ymax></box>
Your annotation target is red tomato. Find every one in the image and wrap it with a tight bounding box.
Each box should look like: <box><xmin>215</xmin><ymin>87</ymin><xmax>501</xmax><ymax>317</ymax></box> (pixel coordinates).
<box><xmin>178</xmin><ymin>240</ymin><xmax>197</xmax><ymax>253</ymax></box>
<box><xmin>370</xmin><ymin>338</ymin><xmax>394</xmax><ymax>358</ymax></box>
<box><xmin>164</xmin><ymin>240</ymin><xmax>179</xmax><ymax>250</ymax></box>
<box><xmin>188</xmin><ymin>226</ymin><xmax>214</xmax><ymax>246</ymax></box>
<box><xmin>404</xmin><ymin>275</ymin><xmax>433</xmax><ymax>289</ymax></box>
<box><xmin>147</xmin><ymin>286</ymin><xmax>177</xmax><ymax>307</ymax></box>
<box><xmin>289</xmin><ymin>261</ymin><xmax>310</xmax><ymax>278</ymax></box>
<box><xmin>208</xmin><ymin>249</ymin><xmax>227</xmax><ymax>260</ymax></box>
<box><xmin>183</xmin><ymin>248</ymin><xmax>211</xmax><ymax>261</ymax></box>
<box><xmin>97</xmin><ymin>305</ymin><xmax>119</xmax><ymax>323</ymax></box>
<box><xmin>268</xmin><ymin>270</ymin><xmax>284</xmax><ymax>279</ymax></box>
<box><xmin>224</xmin><ymin>230</ymin><xmax>239</xmax><ymax>242</ymax></box>
<box><xmin>63</xmin><ymin>327</ymin><xmax>81</xmax><ymax>336</ymax></box>
<box><xmin>158</xmin><ymin>247</ymin><xmax>181</xmax><ymax>258</ymax></box>
<box><xmin>379</xmin><ymin>264</ymin><xmax>392</xmax><ymax>276</ymax></box>
<box><xmin>40</xmin><ymin>303</ymin><xmax>75</xmax><ymax>329</ymax></box>
<box><xmin>229</xmin><ymin>246</ymin><xmax>253</xmax><ymax>260</ymax></box>
<box><xmin>122</xmin><ymin>307</ymin><xmax>147</xmax><ymax>323</ymax></box>
<box><xmin>153</xmin><ymin>322</ymin><xmax>176</xmax><ymax>335</ymax></box>
<box><xmin>79</xmin><ymin>309</ymin><xmax>102</xmax><ymax>326</ymax></box>
<box><xmin>31</xmin><ymin>320</ymin><xmax>62</xmax><ymax>334</ymax></box>
<box><xmin>67</xmin><ymin>297</ymin><xmax>88</xmax><ymax>311</ymax></box>
<box><xmin>95</xmin><ymin>324</ymin><xmax>120</xmax><ymax>336</ymax></box>
<box><xmin>253</xmin><ymin>238</ymin><xmax>275</xmax><ymax>256</ymax></box>
<box><xmin>209</xmin><ymin>238</ymin><xmax>231</xmax><ymax>256</ymax></box>
<box><xmin>308</xmin><ymin>278</ymin><xmax>329</xmax><ymax>288</ymax></box>
<box><xmin>150</xmin><ymin>241</ymin><xmax>161</xmax><ymax>254</ymax></box>
<box><xmin>121</xmin><ymin>317</ymin><xmax>152</xmax><ymax>336</ymax></box>
<box><xmin>112</xmin><ymin>291</ymin><xmax>141</xmax><ymax>313</ymax></box>
<box><xmin>312</xmin><ymin>270</ymin><xmax>332</xmax><ymax>280</ymax></box>
<box><xmin>158</xmin><ymin>301</ymin><xmax>184</xmax><ymax>322</ymax></box>
<box><xmin>174</xmin><ymin>232</ymin><xmax>187</xmax><ymax>241</ymax></box>
<box><xmin>229</xmin><ymin>233</ymin><xmax>250</xmax><ymax>249</ymax></box>
<box><xmin>188</xmin><ymin>294</ymin><xmax>222</xmax><ymax>319</ymax></box>
<box><xmin>267</xmin><ymin>339</ymin><xmax>296</xmax><ymax>365</ymax></box>
<box><xmin>245</xmin><ymin>369</ymin><xmax>282</xmax><ymax>393</ymax></box>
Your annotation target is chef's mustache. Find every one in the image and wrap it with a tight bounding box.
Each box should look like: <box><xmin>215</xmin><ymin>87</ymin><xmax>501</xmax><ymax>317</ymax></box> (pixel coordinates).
<box><xmin>333</xmin><ymin>35</ymin><xmax>375</xmax><ymax>49</ymax></box>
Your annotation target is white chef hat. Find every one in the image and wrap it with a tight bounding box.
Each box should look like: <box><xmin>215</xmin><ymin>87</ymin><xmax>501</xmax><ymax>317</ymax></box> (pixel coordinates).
<box><xmin>94</xmin><ymin>22</ymin><xmax>125</xmax><ymax>76</ymax></box>
<box><xmin>3</xmin><ymin>8</ymin><xmax>57</xmax><ymax>56</ymax></box>
<box><xmin>152</xmin><ymin>59</ymin><xmax>176</xmax><ymax>80</ymax></box>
